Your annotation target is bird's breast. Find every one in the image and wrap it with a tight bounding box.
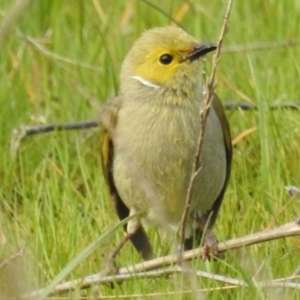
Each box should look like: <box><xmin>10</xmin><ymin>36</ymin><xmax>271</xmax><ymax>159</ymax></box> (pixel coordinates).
<box><xmin>113</xmin><ymin>99</ymin><xmax>226</xmax><ymax>230</ymax></box>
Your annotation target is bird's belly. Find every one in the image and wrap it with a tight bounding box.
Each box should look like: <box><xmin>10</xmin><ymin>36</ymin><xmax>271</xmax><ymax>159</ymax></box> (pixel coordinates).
<box><xmin>113</xmin><ymin>104</ymin><xmax>226</xmax><ymax>231</ymax></box>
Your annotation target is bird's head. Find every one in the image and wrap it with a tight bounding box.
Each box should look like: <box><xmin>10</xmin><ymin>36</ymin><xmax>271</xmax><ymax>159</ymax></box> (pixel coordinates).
<box><xmin>120</xmin><ymin>26</ymin><xmax>216</xmax><ymax>96</ymax></box>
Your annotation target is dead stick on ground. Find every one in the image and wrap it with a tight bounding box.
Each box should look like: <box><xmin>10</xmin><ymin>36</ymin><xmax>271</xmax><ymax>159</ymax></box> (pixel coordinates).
<box><xmin>22</xmin><ymin>217</ymin><xmax>300</xmax><ymax>299</ymax></box>
<box><xmin>25</xmin><ymin>267</ymin><xmax>300</xmax><ymax>300</ymax></box>
<box><xmin>178</xmin><ymin>0</ymin><xmax>233</xmax><ymax>255</ymax></box>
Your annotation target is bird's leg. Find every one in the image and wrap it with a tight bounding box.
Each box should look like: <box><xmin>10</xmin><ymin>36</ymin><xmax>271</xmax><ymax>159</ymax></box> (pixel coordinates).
<box><xmin>196</xmin><ymin>215</ymin><xmax>220</xmax><ymax>260</ymax></box>
<box><xmin>105</xmin><ymin>207</ymin><xmax>141</xmax><ymax>274</ymax></box>
<box><xmin>100</xmin><ymin>232</ymin><xmax>134</xmax><ymax>289</ymax></box>
<box><xmin>109</xmin><ymin>232</ymin><xmax>133</xmax><ymax>261</ymax></box>
<box><xmin>201</xmin><ymin>229</ymin><xmax>219</xmax><ymax>260</ymax></box>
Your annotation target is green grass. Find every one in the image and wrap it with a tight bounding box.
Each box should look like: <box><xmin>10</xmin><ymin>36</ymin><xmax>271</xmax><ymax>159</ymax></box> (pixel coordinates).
<box><xmin>1</xmin><ymin>0</ymin><xmax>300</xmax><ymax>299</ymax></box>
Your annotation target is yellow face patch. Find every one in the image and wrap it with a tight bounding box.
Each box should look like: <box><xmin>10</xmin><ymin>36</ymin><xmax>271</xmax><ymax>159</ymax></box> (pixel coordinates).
<box><xmin>132</xmin><ymin>48</ymin><xmax>185</xmax><ymax>86</ymax></box>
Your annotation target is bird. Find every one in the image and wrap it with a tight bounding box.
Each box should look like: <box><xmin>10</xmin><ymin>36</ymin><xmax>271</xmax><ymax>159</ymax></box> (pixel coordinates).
<box><xmin>100</xmin><ymin>26</ymin><xmax>232</xmax><ymax>260</ymax></box>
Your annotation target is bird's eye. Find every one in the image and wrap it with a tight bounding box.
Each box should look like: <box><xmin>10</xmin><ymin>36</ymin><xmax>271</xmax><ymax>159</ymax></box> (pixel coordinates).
<box><xmin>159</xmin><ymin>54</ymin><xmax>173</xmax><ymax>65</ymax></box>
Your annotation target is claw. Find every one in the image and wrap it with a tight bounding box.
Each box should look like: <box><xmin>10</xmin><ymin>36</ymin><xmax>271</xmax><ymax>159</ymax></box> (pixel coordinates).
<box><xmin>201</xmin><ymin>230</ymin><xmax>220</xmax><ymax>260</ymax></box>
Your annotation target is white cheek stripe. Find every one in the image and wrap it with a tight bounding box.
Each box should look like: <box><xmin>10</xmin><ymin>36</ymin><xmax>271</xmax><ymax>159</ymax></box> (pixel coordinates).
<box><xmin>132</xmin><ymin>75</ymin><xmax>161</xmax><ymax>90</ymax></box>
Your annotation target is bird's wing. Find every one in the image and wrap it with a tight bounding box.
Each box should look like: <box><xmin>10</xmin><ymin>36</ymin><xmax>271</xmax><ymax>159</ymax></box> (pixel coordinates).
<box><xmin>184</xmin><ymin>94</ymin><xmax>232</xmax><ymax>250</ymax></box>
<box><xmin>205</xmin><ymin>93</ymin><xmax>233</xmax><ymax>228</ymax></box>
<box><xmin>100</xmin><ymin>96</ymin><xmax>153</xmax><ymax>260</ymax></box>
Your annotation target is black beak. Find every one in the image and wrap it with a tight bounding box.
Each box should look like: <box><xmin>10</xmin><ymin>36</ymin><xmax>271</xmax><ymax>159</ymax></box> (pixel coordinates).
<box><xmin>185</xmin><ymin>43</ymin><xmax>217</xmax><ymax>62</ymax></box>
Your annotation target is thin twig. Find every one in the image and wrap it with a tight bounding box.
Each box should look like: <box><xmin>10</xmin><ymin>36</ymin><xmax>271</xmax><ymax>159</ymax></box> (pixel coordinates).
<box><xmin>21</xmin><ymin>217</ymin><xmax>300</xmax><ymax>298</ymax></box>
<box><xmin>19</xmin><ymin>121</ymin><xmax>99</xmax><ymax>135</ymax></box>
<box><xmin>224</xmin><ymin>102</ymin><xmax>300</xmax><ymax>110</ymax></box>
<box><xmin>178</xmin><ymin>0</ymin><xmax>233</xmax><ymax>256</ymax></box>
<box><xmin>275</xmin><ymin>274</ymin><xmax>300</xmax><ymax>284</ymax></box>
<box><xmin>0</xmin><ymin>248</ymin><xmax>25</xmax><ymax>270</ymax></box>
<box><xmin>140</xmin><ymin>0</ymin><xmax>184</xmax><ymax>29</ymax></box>
<box><xmin>9</xmin><ymin>100</ymin><xmax>300</xmax><ymax>154</ymax></box>
<box><xmin>10</xmin><ymin>121</ymin><xmax>100</xmax><ymax>155</ymax></box>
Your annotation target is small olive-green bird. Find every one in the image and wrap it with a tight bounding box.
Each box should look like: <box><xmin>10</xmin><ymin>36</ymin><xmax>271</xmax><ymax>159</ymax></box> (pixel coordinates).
<box><xmin>101</xmin><ymin>26</ymin><xmax>232</xmax><ymax>260</ymax></box>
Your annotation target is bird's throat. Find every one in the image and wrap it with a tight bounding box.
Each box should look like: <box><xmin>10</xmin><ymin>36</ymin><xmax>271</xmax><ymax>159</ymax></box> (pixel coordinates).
<box><xmin>132</xmin><ymin>75</ymin><xmax>161</xmax><ymax>90</ymax></box>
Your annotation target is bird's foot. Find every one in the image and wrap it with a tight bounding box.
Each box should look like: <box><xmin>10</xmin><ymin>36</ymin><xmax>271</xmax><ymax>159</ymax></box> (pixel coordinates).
<box><xmin>201</xmin><ymin>230</ymin><xmax>220</xmax><ymax>260</ymax></box>
<box><xmin>99</xmin><ymin>255</ymin><xmax>120</xmax><ymax>289</ymax></box>
<box><xmin>100</xmin><ymin>233</ymin><xmax>133</xmax><ymax>287</ymax></box>
<box><xmin>103</xmin><ymin>254</ymin><xmax>120</xmax><ymax>275</ymax></box>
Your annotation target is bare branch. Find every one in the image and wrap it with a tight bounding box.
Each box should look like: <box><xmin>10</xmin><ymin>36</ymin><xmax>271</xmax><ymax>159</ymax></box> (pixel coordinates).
<box><xmin>21</xmin><ymin>217</ymin><xmax>300</xmax><ymax>298</ymax></box>
<box><xmin>10</xmin><ymin>121</ymin><xmax>100</xmax><ymax>155</ymax></box>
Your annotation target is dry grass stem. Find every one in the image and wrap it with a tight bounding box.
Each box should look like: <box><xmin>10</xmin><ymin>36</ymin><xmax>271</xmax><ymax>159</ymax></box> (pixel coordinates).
<box><xmin>140</xmin><ymin>0</ymin><xmax>183</xmax><ymax>28</ymax></box>
<box><xmin>178</xmin><ymin>0</ymin><xmax>233</xmax><ymax>254</ymax></box>
<box><xmin>0</xmin><ymin>0</ymin><xmax>32</xmax><ymax>45</ymax></box>
<box><xmin>0</xmin><ymin>248</ymin><xmax>25</xmax><ymax>270</ymax></box>
<box><xmin>19</xmin><ymin>35</ymin><xmax>103</xmax><ymax>71</ymax></box>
